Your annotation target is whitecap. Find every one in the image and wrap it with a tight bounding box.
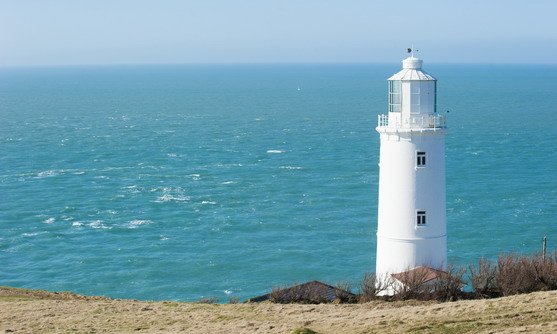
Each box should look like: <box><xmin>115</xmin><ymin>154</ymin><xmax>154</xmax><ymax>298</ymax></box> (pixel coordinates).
<box><xmin>89</xmin><ymin>220</ymin><xmax>110</xmax><ymax>229</ymax></box>
<box><xmin>267</xmin><ymin>149</ymin><xmax>285</xmax><ymax>154</ymax></box>
<box><xmin>221</xmin><ymin>181</ymin><xmax>235</xmax><ymax>185</ymax></box>
<box><xmin>123</xmin><ymin>185</ymin><xmax>141</xmax><ymax>194</ymax></box>
<box><xmin>155</xmin><ymin>194</ymin><xmax>190</xmax><ymax>203</ymax></box>
<box><xmin>43</xmin><ymin>217</ymin><xmax>55</xmax><ymax>224</ymax></box>
<box><xmin>72</xmin><ymin>222</ymin><xmax>83</xmax><ymax>227</ymax></box>
<box><xmin>201</xmin><ymin>201</ymin><xmax>217</xmax><ymax>205</ymax></box>
<box><xmin>188</xmin><ymin>174</ymin><xmax>201</xmax><ymax>180</ymax></box>
<box><xmin>167</xmin><ymin>153</ymin><xmax>178</xmax><ymax>158</ymax></box>
<box><xmin>224</xmin><ymin>290</ymin><xmax>233</xmax><ymax>295</ymax></box>
<box><xmin>153</xmin><ymin>186</ymin><xmax>190</xmax><ymax>203</ymax></box>
<box><xmin>22</xmin><ymin>232</ymin><xmax>39</xmax><ymax>237</ymax></box>
<box><xmin>37</xmin><ymin>170</ymin><xmax>58</xmax><ymax>178</ymax></box>
<box><xmin>279</xmin><ymin>166</ymin><xmax>303</xmax><ymax>170</ymax></box>
<box><xmin>126</xmin><ymin>219</ymin><xmax>153</xmax><ymax>229</ymax></box>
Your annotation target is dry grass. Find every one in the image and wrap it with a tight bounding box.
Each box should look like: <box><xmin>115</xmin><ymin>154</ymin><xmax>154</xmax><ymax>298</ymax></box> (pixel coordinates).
<box><xmin>2</xmin><ymin>286</ymin><xmax>557</xmax><ymax>333</ymax></box>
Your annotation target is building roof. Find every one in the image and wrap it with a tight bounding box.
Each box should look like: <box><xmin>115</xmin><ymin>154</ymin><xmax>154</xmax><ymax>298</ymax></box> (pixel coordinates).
<box><xmin>247</xmin><ymin>280</ymin><xmax>355</xmax><ymax>303</ymax></box>
<box><xmin>391</xmin><ymin>266</ymin><xmax>448</xmax><ymax>286</ymax></box>
<box><xmin>388</xmin><ymin>68</ymin><xmax>436</xmax><ymax>81</ymax></box>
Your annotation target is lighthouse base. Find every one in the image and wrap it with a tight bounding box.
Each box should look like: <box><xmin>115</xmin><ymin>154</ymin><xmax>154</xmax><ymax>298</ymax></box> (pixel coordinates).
<box><xmin>375</xmin><ymin>234</ymin><xmax>447</xmax><ymax>295</ymax></box>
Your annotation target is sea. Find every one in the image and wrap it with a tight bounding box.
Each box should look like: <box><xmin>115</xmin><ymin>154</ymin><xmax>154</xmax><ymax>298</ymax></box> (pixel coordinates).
<box><xmin>0</xmin><ymin>63</ymin><xmax>556</xmax><ymax>302</ymax></box>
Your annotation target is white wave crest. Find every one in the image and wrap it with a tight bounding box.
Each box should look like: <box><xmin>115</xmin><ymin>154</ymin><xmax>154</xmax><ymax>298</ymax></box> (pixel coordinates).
<box><xmin>89</xmin><ymin>220</ymin><xmax>110</xmax><ymax>229</ymax></box>
<box><xmin>126</xmin><ymin>220</ymin><xmax>153</xmax><ymax>229</ymax></box>
<box><xmin>279</xmin><ymin>166</ymin><xmax>303</xmax><ymax>170</ymax></box>
<box><xmin>37</xmin><ymin>170</ymin><xmax>59</xmax><ymax>178</ymax></box>
<box><xmin>155</xmin><ymin>194</ymin><xmax>190</xmax><ymax>203</ymax></box>
<box><xmin>43</xmin><ymin>217</ymin><xmax>55</xmax><ymax>224</ymax></box>
<box><xmin>267</xmin><ymin>149</ymin><xmax>285</xmax><ymax>154</ymax></box>
<box><xmin>201</xmin><ymin>200</ymin><xmax>217</xmax><ymax>205</ymax></box>
<box><xmin>123</xmin><ymin>185</ymin><xmax>141</xmax><ymax>194</ymax></box>
<box><xmin>154</xmin><ymin>187</ymin><xmax>190</xmax><ymax>203</ymax></box>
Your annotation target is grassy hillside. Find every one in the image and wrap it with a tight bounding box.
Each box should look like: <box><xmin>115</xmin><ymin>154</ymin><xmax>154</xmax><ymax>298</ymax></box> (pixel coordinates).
<box><xmin>1</xmin><ymin>286</ymin><xmax>557</xmax><ymax>333</ymax></box>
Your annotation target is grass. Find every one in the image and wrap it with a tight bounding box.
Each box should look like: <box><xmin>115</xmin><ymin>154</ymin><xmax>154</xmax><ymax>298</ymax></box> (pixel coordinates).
<box><xmin>2</xmin><ymin>288</ymin><xmax>557</xmax><ymax>333</ymax></box>
<box><xmin>291</xmin><ymin>328</ymin><xmax>317</xmax><ymax>334</ymax></box>
<box><xmin>406</xmin><ymin>322</ymin><xmax>480</xmax><ymax>334</ymax></box>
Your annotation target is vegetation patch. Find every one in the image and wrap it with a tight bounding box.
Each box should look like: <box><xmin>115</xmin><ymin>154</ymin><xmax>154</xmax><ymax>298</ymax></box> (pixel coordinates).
<box><xmin>290</xmin><ymin>327</ymin><xmax>317</xmax><ymax>334</ymax></box>
<box><xmin>266</xmin><ymin>252</ymin><xmax>557</xmax><ymax>305</ymax></box>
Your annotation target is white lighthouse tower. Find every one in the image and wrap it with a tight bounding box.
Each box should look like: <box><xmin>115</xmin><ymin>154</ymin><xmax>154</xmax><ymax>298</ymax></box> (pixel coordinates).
<box><xmin>375</xmin><ymin>54</ymin><xmax>447</xmax><ymax>286</ymax></box>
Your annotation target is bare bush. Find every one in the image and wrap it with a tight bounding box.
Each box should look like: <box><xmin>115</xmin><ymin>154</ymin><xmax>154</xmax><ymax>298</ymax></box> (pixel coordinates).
<box><xmin>267</xmin><ymin>253</ymin><xmax>557</xmax><ymax>305</ymax></box>
<box><xmin>335</xmin><ymin>282</ymin><xmax>356</xmax><ymax>303</ymax></box>
<box><xmin>496</xmin><ymin>253</ymin><xmax>557</xmax><ymax>296</ymax></box>
<box><xmin>497</xmin><ymin>254</ymin><xmax>546</xmax><ymax>296</ymax></box>
<box><xmin>469</xmin><ymin>258</ymin><xmax>499</xmax><ymax>298</ymax></box>
<box><xmin>468</xmin><ymin>253</ymin><xmax>557</xmax><ymax>298</ymax></box>
<box><xmin>391</xmin><ymin>267</ymin><xmax>433</xmax><ymax>301</ymax></box>
<box><xmin>269</xmin><ymin>285</ymin><xmax>293</xmax><ymax>303</ymax></box>
<box><xmin>527</xmin><ymin>252</ymin><xmax>557</xmax><ymax>291</ymax></box>
<box><xmin>228</xmin><ymin>296</ymin><xmax>240</xmax><ymax>304</ymax></box>
<box><xmin>431</xmin><ymin>266</ymin><xmax>466</xmax><ymax>301</ymax></box>
<box><xmin>197</xmin><ymin>296</ymin><xmax>219</xmax><ymax>304</ymax></box>
<box><xmin>359</xmin><ymin>273</ymin><xmax>391</xmax><ymax>302</ymax></box>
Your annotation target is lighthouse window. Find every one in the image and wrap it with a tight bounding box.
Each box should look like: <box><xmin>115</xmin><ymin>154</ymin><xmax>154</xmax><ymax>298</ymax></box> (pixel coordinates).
<box><xmin>417</xmin><ymin>211</ymin><xmax>427</xmax><ymax>226</ymax></box>
<box><xmin>411</xmin><ymin>83</ymin><xmax>420</xmax><ymax>109</ymax></box>
<box><xmin>416</xmin><ymin>151</ymin><xmax>426</xmax><ymax>167</ymax></box>
<box><xmin>388</xmin><ymin>81</ymin><xmax>401</xmax><ymax>112</ymax></box>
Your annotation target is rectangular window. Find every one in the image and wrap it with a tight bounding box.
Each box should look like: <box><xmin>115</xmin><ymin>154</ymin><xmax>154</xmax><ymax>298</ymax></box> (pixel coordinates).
<box><xmin>388</xmin><ymin>81</ymin><xmax>401</xmax><ymax>112</ymax></box>
<box><xmin>416</xmin><ymin>151</ymin><xmax>426</xmax><ymax>167</ymax></box>
<box><xmin>417</xmin><ymin>211</ymin><xmax>426</xmax><ymax>226</ymax></box>
<box><xmin>434</xmin><ymin>81</ymin><xmax>437</xmax><ymax>114</ymax></box>
<box><xmin>410</xmin><ymin>83</ymin><xmax>420</xmax><ymax>111</ymax></box>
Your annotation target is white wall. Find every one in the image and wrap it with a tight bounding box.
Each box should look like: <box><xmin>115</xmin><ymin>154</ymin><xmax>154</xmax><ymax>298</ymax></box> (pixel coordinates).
<box><xmin>375</xmin><ymin>130</ymin><xmax>447</xmax><ymax>276</ymax></box>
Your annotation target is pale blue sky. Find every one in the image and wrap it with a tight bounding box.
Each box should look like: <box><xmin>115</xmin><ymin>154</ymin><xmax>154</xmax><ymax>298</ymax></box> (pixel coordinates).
<box><xmin>1</xmin><ymin>0</ymin><xmax>556</xmax><ymax>67</ymax></box>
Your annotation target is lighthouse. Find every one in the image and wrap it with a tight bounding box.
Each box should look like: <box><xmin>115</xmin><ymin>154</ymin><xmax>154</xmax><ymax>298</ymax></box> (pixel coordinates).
<box><xmin>375</xmin><ymin>54</ymin><xmax>447</xmax><ymax>288</ymax></box>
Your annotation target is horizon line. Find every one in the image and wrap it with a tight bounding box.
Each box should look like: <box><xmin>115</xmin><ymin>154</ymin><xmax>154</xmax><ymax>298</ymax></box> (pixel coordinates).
<box><xmin>1</xmin><ymin>60</ymin><xmax>556</xmax><ymax>69</ymax></box>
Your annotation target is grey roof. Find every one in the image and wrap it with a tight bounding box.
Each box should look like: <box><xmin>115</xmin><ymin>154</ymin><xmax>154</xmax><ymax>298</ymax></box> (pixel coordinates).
<box><xmin>247</xmin><ymin>280</ymin><xmax>354</xmax><ymax>303</ymax></box>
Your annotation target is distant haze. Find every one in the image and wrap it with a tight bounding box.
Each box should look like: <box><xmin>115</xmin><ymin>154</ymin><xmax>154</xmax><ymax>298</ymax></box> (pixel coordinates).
<box><xmin>1</xmin><ymin>0</ymin><xmax>556</xmax><ymax>67</ymax></box>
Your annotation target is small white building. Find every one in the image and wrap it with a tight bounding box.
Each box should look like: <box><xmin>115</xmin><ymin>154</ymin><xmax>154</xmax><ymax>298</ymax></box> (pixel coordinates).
<box><xmin>375</xmin><ymin>55</ymin><xmax>447</xmax><ymax>292</ymax></box>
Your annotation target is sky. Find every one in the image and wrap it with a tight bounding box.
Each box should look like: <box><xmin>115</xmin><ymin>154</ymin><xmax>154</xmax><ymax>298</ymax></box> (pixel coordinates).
<box><xmin>1</xmin><ymin>0</ymin><xmax>556</xmax><ymax>67</ymax></box>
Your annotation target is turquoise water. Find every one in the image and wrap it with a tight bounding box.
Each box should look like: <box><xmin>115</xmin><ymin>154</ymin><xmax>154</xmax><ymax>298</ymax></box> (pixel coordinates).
<box><xmin>1</xmin><ymin>64</ymin><xmax>556</xmax><ymax>301</ymax></box>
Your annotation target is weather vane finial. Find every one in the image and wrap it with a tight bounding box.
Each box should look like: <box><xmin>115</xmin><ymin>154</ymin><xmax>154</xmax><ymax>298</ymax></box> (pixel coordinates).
<box><xmin>407</xmin><ymin>45</ymin><xmax>419</xmax><ymax>58</ymax></box>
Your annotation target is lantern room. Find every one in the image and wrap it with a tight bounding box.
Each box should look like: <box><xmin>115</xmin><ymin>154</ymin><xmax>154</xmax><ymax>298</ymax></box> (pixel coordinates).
<box><xmin>387</xmin><ymin>57</ymin><xmax>437</xmax><ymax>122</ymax></box>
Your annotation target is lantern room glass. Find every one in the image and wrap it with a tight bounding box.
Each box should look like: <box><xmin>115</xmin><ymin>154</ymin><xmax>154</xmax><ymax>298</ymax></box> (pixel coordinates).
<box><xmin>388</xmin><ymin>80</ymin><xmax>401</xmax><ymax>113</ymax></box>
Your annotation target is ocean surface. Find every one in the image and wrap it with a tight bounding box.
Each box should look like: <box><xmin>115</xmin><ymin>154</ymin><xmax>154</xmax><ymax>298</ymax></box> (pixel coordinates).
<box><xmin>1</xmin><ymin>63</ymin><xmax>556</xmax><ymax>302</ymax></box>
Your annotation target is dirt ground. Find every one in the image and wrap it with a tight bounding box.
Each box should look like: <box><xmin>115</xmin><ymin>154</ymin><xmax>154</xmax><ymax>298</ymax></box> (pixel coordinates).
<box><xmin>1</xmin><ymin>286</ymin><xmax>557</xmax><ymax>333</ymax></box>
